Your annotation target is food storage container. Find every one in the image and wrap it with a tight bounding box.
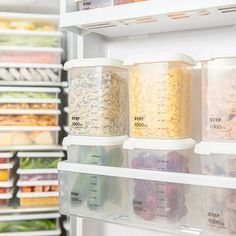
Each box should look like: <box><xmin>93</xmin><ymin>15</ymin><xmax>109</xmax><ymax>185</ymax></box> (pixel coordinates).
<box><xmin>0</xmin><ymin>213</ymin><xmax>60</xmax><ymax>234</ymax></box>
<box><xmin>0</xmin><ymin>109</ymin><xmax>60</xmax><ymax>126</ymax></box>
<box><xmin>0</xmin><ymin>126</ymin><xmax>60</xmax><ymax>146</ymax></box>
<box><xmin>0</xmin><ymin>46</ymin><xmax>62</xmax><ymax>64</ymax></box>
<box><xmin>0</xmin><ymin>189</ymin><xmax>13</xmax><ymax>207</ymax></box>
<box><xmin>0</xmin><ymin>31</ymin><xmax>62</xmax><ymax>48</ymax></box>
<box><xmin>0</xmin><ymin>152</ymin><xmax>14</xmax><ymax>163</ymax></box>
<box><xmin>195</xmin><ymin>141</ymin><xmax>236</xmax><ymax>235</ymax></box>
<box><xmin>64</xmin><ymin>58</ymin><xmax>128</xmax><ymax>136</ymax></box>
<box><xmin>17</xmin><ymin>191</ymin><xmax>59</xmax><ymax>207</ymax></box>
<box><xmin>17</xmin><ymin>151</ymin><xmax>64</xmax><ymax>169</ymax></box>
<box><xmin>124</xmin><ymin>53</ymin><xmax>195</xmax><ymax>139</ymax></box>
<box><xmin>0</xmin><ymin>178</ymin><xmax>13</xmax><ymax>193</ymax></box>
<box><xmin>75</xmin><ymin>0</ymin><xmax>146</xmax><ymax>10</ymax></box>
<box><xmin>0</xmin><ymin>162</ymin><xmax>14</xmax><ymax>181</ymax></box>
<box><xmin>201</xmin><ymin>48</ymin><xmax>236</xmax><ymax>141</ymax></box>
<box><xmin>0</xmin><ymin>87</ymin><xmax>60</xmax><ymax>99</ymax></box>
<box><xmin>62</xmin><ymin>135</ymin><xmax>127</xmax><ymax>214</ymax></box>
<box><xmin>0</xmin><ymin>64</ymin><xmax>62</xmax><ymax>83</ymax></box>
<box><xmin>124</xmin><ymin>138</ymin><xmax>195</xmax><ymax>225</ymax></box>
<box><xmin>17</xmin><ymin>168</ymin><xmax>58</xmax><ymax>181</ymax></box>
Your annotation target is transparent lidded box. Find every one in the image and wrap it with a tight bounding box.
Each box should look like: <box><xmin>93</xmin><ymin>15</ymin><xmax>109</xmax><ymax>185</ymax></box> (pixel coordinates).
<box><xmin>124</xmin><ymin>138</ymin><xmax>195</xmax><ymax>225</ymax></box>
<box><xmin>0</xmin><ymin>179</ymin><xmax>13</xmax><ymax>207</ymax></box>
<box><xmin>124</xmin><ymin>53</ymin><xmax>195</xmax><ymax>139</ymax></box>
<box><xmin>0</xmin><ymin>162</ymin><xmax>14</xmax><ymax>181</ymax></box>
<box><xmin>64</xmin><ymin>58</ymin><xmax>128</xmax><ymax>137</ymax></box>
<box><xmin>195</xmin><ymin>141</ymin><xmax>236</xmax><ymax>235</ymax></box>
<box><xmin>201</xmin><ymin>49</ymin><xmax>236</xmax><ymax>141</ymax></box>
<box><xmin>0</xmin><ymin>152</ymin><xmax>14</xmax><ymax>163</ymax></box>
<box><xmin>61</xmin><ymin>135</ymin><xmax>127</xmax><ymax>216</ymax></box>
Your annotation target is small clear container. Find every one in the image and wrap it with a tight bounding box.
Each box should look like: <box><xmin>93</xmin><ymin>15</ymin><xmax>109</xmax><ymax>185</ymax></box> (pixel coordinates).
<box><xmin>0</xmin><ymin>189</ymin><xmax>13</xmax><ymax>207</ymax></box>
<box><xmin>17</xmin><ymin>191</ymin><xmax>59</xmax><ymax>207</ymax></box>
<box><xmin>0</xmin><ymin>109</ymin><xmax>60</xmax><ymax>126</ymax></box>
<box><xmin>0</xmin><ymin>64</ymin><xmax>62</xmax><ymax>83</ymax></box>
<box><xmin>64</xmin><ymin>58</ymin><xmax>128</xmax><ymax>136</ymax></box>
<box><xmin>0</xmin><ymin>179</ymin><xmax>13</xmax><ymax>194</ymax></box>
<box><xmin>17</xmin><ymin>151</ymin><xmax>64</xmax><ymax>169</ymax></box>
<box><xmin>195</xmin><ymin>141</ymin><xmax>236</xmax><ymax>235</ymax></box>
<box><xmin>124</xmin><ymin>53</ymin><xmax>195</xmax><ymax>139</ymax></box>
<box><xmin>0</xmin><ymin>162</ymin><xmax>14</xmax><ymax>181</ymax></box>
<box><xmin>62</xmin><ymin>135</ymin><xmax>127</xmax><ymax>214</ymax></box>
<box><xmin>0</xmin><ymin>126</ymin><xmax>60</xmax><ymax>146</ymax></box>
<box><xmin>124</xmin><ymin>138</ymin><xmax>195</xmax><ymax>225</ymax></box>
<box><xmin>201</xmin><ymin>48</ymin><xmax>236</xmax><ymax>141</ymax></box>
<box><xmin>0</xmin><ymin>152</ymin><xmax>14</xmax><ymax>163</ymax></box>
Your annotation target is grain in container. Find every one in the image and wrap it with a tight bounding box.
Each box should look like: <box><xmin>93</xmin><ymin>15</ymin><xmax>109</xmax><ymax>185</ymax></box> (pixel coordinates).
<box><xmin>64</xmin><ymin>58</ymin><xmax>128</xmax><ymax>136</ymax></box>
<box><xmin>195</xmin><ymin>141</ymin><xmax>236</xmax><ymax>235</ymax></box>
<box><xmin>124</xmin><ymin>53</ymin><xmax>195</xmax><ymax>139</ymax></box>
<box><xmin>124</xmin><ymin>138</ymin><xmax>195</xmax><ymax>225</ymax></box>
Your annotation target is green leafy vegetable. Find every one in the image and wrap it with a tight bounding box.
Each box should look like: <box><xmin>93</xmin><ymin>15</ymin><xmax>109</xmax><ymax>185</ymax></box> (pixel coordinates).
<box><xmin>20</xmin><ymin>157</ymin><xmax>62</xmax><ymax>169</ymax></box>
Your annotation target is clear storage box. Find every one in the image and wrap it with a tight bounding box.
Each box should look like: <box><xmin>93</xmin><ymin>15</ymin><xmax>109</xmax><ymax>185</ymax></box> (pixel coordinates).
<box><xmin>0</xmin><ymin>152</ymin><xmax>14</xmax><ymax>163</ymax></box>
<box><xmin>64</xmin><ymin>58</ymin><xmax>128</xmax><ymax>136</ymax></box>
<box><xmin>0</xmin><ymin>47</ymin><xmax>62</xmax><ymax>64</ymax></box>
<box><xmin>62</xmin><ymin>135</ymin><xmax>127</xmax><ymax>215</ymax></box>
<box><xmin>195</xmin><ymin>141</ymin><xmax>236</xmax><ymax>235</ymax></box>
<box><xmin>17</xmin><ymin>151</ymin><xmax>64</xmax><ymax>169</ymax></box>
<box><xmin>0</xmin><ymin>189</ymin><xmax>13</xmax><ymax>207</ymax></box>
<box><xmin>124</xmin><ymin>138</ymin><xmax>195</xmax><ymax>225</ymax></box>
<box><xmin>201</xmin><ymin>48</ymin><xmax>236</xmax><ymax>141</ymax></box>
<box><xmin>124</xmin><ymin>53</ymin><xmax>195</xmax><ymax>139</ymax></box>
<box><xmin>0</xmin><ymin>109</ymin><xmax>60</xmax><ymax>126</ymax></box>
<box><xmin>0</xmin><ymin>64</ymin><xmax>62</xmax><ymax>83</ymax></box>
<box><xmin>0</xmin><ymin>162</ymin><xmax>14</xmax><ymax>181</ymax></box>
<box><xmin>0</xmin><ymin>126</ymin><xmax>60</xmax><ymax>146</ymax></box>
<box><xmin>0</xmin><ymin>178</ymin><xmax>13</xmax><ymax>194</ymax></box>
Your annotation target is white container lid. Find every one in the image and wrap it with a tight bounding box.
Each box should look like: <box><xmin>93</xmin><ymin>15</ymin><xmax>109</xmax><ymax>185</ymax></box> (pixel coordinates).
<box><xmin>17</xmin><ymin>180</ymin><xmax>58</xmax><ymax>187</ymax></box>
<box><xmin>63</xmin><ymin>126</ymin><xmax>69</xmax><ymax>133</ymax></box>
<box><xmin>0</xmin><ymin>63</ymin><xmax>62</xmax><ymax>69</ymax></box>
<box><xmin>0</xmin><ymin>126</ymin><xmax>61</xmax><ymax>131</ymax></box>
<box><xmin>0</xmin><ymin>152</ymin><xmax>14</xmax><ymax>158</ymax></box>
<box><xmin>195</xmin><ymin>141</ymin><xmax>236</xmax><ymax>155</ymax></box>
<box><xmin>64</xmin><ymin>88</ymin><xmax>69</xmax><ymax>94</ymax></box>
<box><xmin>123</xmin><ymin>138</ymin><xmax>196</xmax><ymax>151</ymax></box>
<box><xmin>17</xmin><ymin>190</ymin><xmax>59</xmax><ymax>198</ymax></box>
<box><xmin>17</xmin><ymin>168</ymin><xmax>58</xmax><ymax>174</ymax></box>
<box><xmin>64</xmin><ymin>107</ymin><xmax>69</xmax><ymax>113</ymax></box>
<box><xmin>0</xmin><ymin>87</ymin><xmax>60</xmax><ymax>92</ymax></box>
<box><xmin>0</xmin><ymin>178</ymin><xmax>14</xmax><ymax>188</ymax></box>
<box><xmin>124</xmin><ymin>52</ymin><xmax>196</xmax><ymax>66</ymax></box>
<box><xmin>64</xmin><ymin>58</ymin><xmax>124</xmax><ymax>70</ymax></box>
<box><xmin>0</xmin><ymin>46</ymin><xmax>63</xmax><ymax>53</ymax></box>
<box><xmin>0</xmin><ymin>98</ymin><xmax>61</xmax><ymax>104</ymax></box>
<box><xmin>0</xmin><ymin>189</ymin><xmax>13</xmax><ymax>200</ymax></box>
<box><xmin>17</xmin><ymin>151</ymin><xmax>64</xmax><ymax>158</ymax></box>
<box><xmin>0</xmin><ymin>161</ymin><xmax>14</xmax><ymax>170</ymax></box>
<box><xmin>0</xmin><ymin>109</ymin><xmax>61</xmax><ymax>115</ymax></box>
<box><xmin>63</xmin><ymin>135</ymin><xmax>128</xmax><ymax>147</ymax></box>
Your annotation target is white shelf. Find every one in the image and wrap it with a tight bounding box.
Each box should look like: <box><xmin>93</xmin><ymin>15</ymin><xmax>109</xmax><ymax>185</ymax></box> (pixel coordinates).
<box><xmin>0</xmin><ymin>81</ymin><xmax>65</xmax><ymax>87</ymax></box>
<box><xmin>0</xmin><ymin>206</ymin><xmax>59</xmax><ymax>214</ymax></box>
<box><xmin>60</xmin><ymin>0</ymin><xmax>236</xmax><ymax>37</ymax></box>
<box><xmin>0</xmin><ymin>145</ymin><xmax>62</xmax><ymax>151</ymax></box>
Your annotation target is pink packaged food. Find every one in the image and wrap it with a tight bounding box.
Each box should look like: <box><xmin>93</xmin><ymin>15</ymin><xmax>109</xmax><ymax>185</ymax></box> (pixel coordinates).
<box><xmin>20</xmin><ymin>173</ymin><xmax>58</xmax><ymax>181</ymax></box>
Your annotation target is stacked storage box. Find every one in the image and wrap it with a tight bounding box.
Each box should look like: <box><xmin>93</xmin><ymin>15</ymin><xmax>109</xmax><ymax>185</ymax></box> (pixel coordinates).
<box><xmin>195</xmin><ymin>48</ymin><xmax>236</xmax><ymax>235</ymax></box>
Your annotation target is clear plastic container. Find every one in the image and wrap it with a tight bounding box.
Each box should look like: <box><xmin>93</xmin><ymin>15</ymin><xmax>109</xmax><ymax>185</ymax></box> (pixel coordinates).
<box><xmin>201</xmin><ymin>49</ymin><xmax>236</xmax><ymax>141</ymax></box>
<box><xmin>0</xmin><ymin>47</ymin><xmax>62</xmax><ymax>64</ymax></box>
<box><xmin>0</xmin><ymin>64</ymin><xmax>62</xmax><ymax>82</ymax></box>
<box><xmin>124</xmin><ymin>53</ymin><xmax>195</xmax><ymax>139</ymax></box>
<box><xmin>124</xmin><ymin>138</ymin><xmax>195</xmax><ymax>225</ymax></box>
<box><xmin>17</xmin><ymin>168</ymin><xmax>58</xmax><ymax>181</ymax></box>
<box><xmin>0</xmin><ymin>189</ymin><xmax>13</xmax><ymax>207</ymax></box>
<box><xmin>0</xmin><ymin>162</ymin><xmax>14</xmax><ymax>181</ymax></box>
<box><xmin>17</xmin><ymin>191</ymin><xmax>59</xmax><ymax>207</ymax></box>
<box><xmin>0</xmin><ymin>179</ymin><xmax>13</xmax><ymax>193</ymax></box>
<box><xmin>0</xmin><ymin>213</ymin><xmax>60</xmax><ymax>233</ymax></box>
<box><xmin>62</xmin><ymin>135</ymin><xmax>127</xmax><ymax>214</ymax></box>
<box><xmin>0</xmin><ymin>126</ymin><xmax>60</xmax><ymax>146</ymax></box>
<box><xmin>17</xmin><ymin>151</ymin><xmax>64</xmax><ymax>169</ymax></box>
<box><xmin>0</xmin><ymin>109</ymin><xmax>60</xmax><ymax>126</ymax></box>
<box><xmin>0</xmin><ymin>152</ymin><xmax>14</xmax><ymax>163</ymax></box>
<box><xmin>64</xmin><ymin>58</ymin><xmax>128</xmax><ymax>136</ymax></box>
<box><xmin>0</xmin><ymin>87</ymin><xmax>60</xmax><ymax>99</ymax></box>
<box><xmin>195</xmin><ymin>141</ymin><xmax>236</xmax><ymax>235</ymax></box>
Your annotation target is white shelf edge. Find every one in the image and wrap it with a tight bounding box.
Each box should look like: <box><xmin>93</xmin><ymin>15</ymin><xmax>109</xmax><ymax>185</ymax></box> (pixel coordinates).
<box><xmin>0</xmin><ymin>229</ymin><xmax>61</xmax><ymax>236</ymax></box>
<box><xmin>0</xmin><ymin>145</ymin><xmax>62</xmax><ymax>151</ymax></box>
<box><xmin>0</xmin><ymin>206</ymin><xmax>59</xmax><ymax>214</ymax></box>
<box><xmin>58</xmin><ymin>161</ymin><xmax>236</xmax><ymax>189</ymax></box>
<box><xmin>0</xmin><ymin>29</ymin><xmax>62</xmax><ymax>37</ymax></box>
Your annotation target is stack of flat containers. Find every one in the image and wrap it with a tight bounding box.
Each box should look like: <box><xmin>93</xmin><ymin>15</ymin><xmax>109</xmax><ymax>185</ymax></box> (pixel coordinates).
<box><xmin>195</xmin><ymin>48</ymin><xmax>236</xmax><ymax>235</ymax></box>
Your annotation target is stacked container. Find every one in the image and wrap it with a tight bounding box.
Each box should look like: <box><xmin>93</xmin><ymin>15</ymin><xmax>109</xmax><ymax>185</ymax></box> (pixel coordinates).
<box><xmin>124</xmin><ymin>53</ymin><xmax>196</xmax><ymax>226</ymax></box>
<box><xmin>61</xmin><ymin>58</ymin><xmax>128</xmax><ymax>216</ymax></box>
<box><xmin>16</xmin><ymin>151</ymin><xmax>64</xmax><ymax>207</ymax></box>
<box><xmin>195</xmin><ymin>48</ymin><xmax>236</xmax><ymax>235</ymax></box>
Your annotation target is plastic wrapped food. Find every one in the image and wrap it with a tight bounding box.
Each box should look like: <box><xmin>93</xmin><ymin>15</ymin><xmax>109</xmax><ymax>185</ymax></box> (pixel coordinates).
<box><xmin>20</xmin><ymin>185</ymin><xmax>58</xmax><ymax>193</ymax></box>
<box><xmin>124</xmin><ymin>53</ymin><xmax>195</xmax><ymax>139</ymax></box>
<box><xmin>195</xmin><ymin>141</ymin><xmax>236</xmax><ymax>235</ymax></box>
<box><xmin>0</xmin><ymin>67</ymin><xmax>61</xmax><ymax>82</ymax></box>
<box><xmin>124</xmin><ymin>138</ymin><xmax>195</xmax><ymax>224</ymax></box>
<box><xmin>65</xmin><ymin>58</ymin><xmax>128</xmax><ymax>136</ymax></box>
<box><xmin>0</xmin><ymin>152</ymin><xmax>14</xmax><ymax>163</ymax></box>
